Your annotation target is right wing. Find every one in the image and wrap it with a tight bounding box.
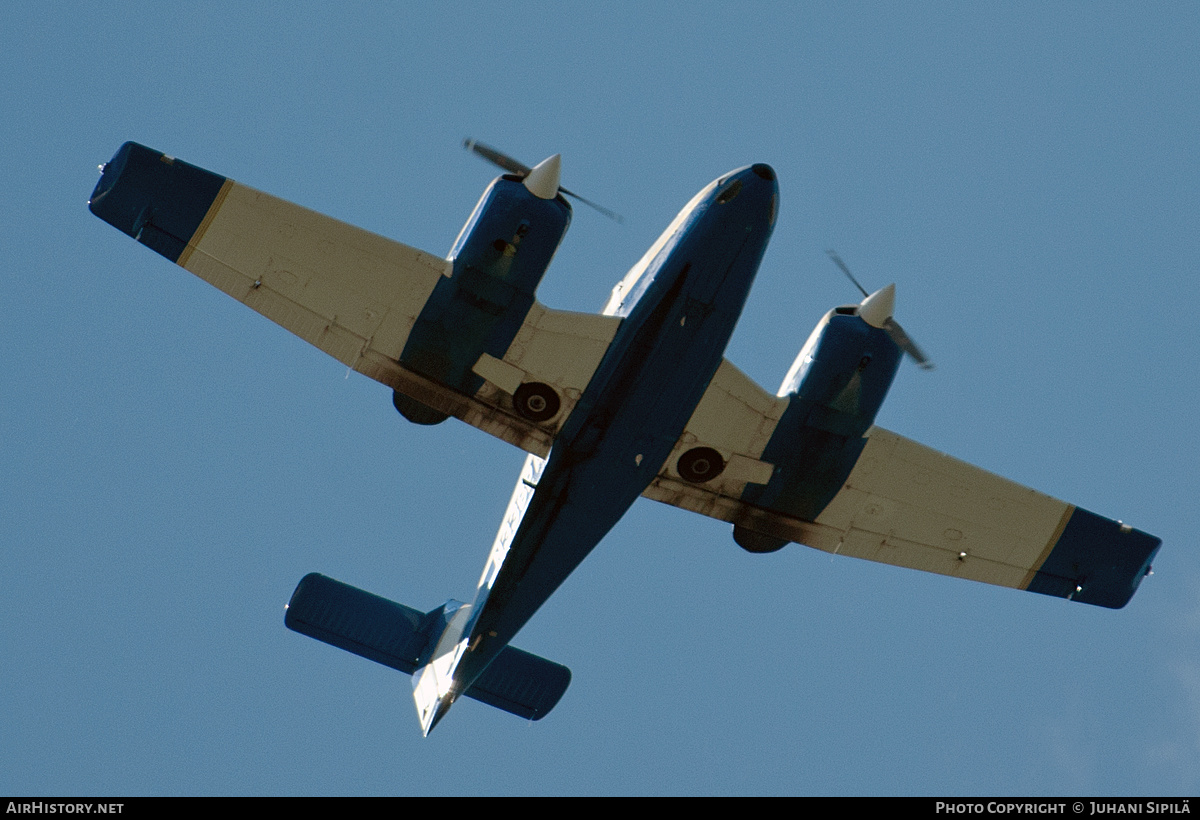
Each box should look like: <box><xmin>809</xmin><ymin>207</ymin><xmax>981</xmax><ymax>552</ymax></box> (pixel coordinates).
<box><xmin>645</xmin><ymin>359</ymin><xmax>1161</xmax><ymax>609</ymax></box>
<box><xmin>89</xmin><ymin>142</ymin><xmax>619</xmax><ymax>457</ymax></box>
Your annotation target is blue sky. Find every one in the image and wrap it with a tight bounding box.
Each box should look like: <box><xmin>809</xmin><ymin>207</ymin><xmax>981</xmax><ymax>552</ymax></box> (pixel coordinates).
<box><xmin>3</xmin><ymin>3</ymin><xmax>1198</xmax><ymax>796</ymax></box>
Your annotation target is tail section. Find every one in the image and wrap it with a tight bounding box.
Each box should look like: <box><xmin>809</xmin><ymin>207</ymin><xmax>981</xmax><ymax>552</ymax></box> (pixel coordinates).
<box><xmin>284</xmin><ymin>573</ymin><xmax>570</xmax><ymax>732</ymax></box>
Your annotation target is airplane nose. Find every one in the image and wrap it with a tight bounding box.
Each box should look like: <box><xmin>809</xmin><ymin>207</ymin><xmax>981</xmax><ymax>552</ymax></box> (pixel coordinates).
<box><xmin>751</xmin><ymin>163</ymin><xmax>775</xmax><ymax>182</ymax></box>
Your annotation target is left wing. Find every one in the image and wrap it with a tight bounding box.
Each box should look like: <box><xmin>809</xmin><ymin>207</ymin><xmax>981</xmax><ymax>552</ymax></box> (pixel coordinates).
<box><xmin>645</xmin><ymin>359</ymin><xmax>1161</xmax><ymax>609</ymax></box>
<box><xmin>89</xmin><ymin>142</ymin><xmax>619</xmax><ymax>456</ymax></box>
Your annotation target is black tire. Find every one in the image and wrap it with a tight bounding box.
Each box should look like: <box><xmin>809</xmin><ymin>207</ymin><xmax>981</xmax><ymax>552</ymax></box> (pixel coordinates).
<box><xmin>677</xmin><ymin>446</ymin><xmax>725</xmax><ymax>483</ymax></box>
<box><xmin>513</xmin><ymin>382</ymin><xmax>561</xmax><ymax>422</ymax></box>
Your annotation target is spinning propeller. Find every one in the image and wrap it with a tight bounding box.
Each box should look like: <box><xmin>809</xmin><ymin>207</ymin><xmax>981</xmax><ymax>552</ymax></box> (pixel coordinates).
<box><xmin>464</xmin><ymin>138</ymin><xmax>623</xmax><ymax>223</ymax></box>
<box><xmin>826</xmin><ymin>249</ymin><xmax>934</xmax><ymax>370</ymax></box>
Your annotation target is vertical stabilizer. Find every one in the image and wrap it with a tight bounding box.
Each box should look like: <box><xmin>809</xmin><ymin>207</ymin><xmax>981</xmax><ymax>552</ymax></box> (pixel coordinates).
<box><xmin>411</xmin><ymin>601</ymin><xmax>473</xmax><ymax>735</ymax></box>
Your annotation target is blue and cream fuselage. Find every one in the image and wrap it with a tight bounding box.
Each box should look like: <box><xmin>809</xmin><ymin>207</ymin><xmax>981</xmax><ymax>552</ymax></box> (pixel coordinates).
<box><xmin>412</xmin><ymin>164</ymin><xmax>780</xmax><ymax>733</ymax></box>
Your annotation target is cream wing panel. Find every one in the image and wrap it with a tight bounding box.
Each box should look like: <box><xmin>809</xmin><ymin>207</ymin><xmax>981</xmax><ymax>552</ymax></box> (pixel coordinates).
<box><xmin>182</xmin><ymin>181</ymin><xmax>449</xmax><ymax>366</ymax></box>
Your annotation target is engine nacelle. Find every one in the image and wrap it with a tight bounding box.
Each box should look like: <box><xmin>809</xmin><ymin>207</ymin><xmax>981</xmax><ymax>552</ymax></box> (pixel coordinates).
<box><xmin>394</xmin><ymin>176</ymin><xmax>571</xmax><ymax>423</ymax></box>
<box><xmin>777</xmin><ymin>307</ymin><xmax>902</xmax><ymax>421</ymax></box>
<box><xmin>734</xmin><ymin>308</ymin><xmax>903</xmax><ymax>550</ymax></box>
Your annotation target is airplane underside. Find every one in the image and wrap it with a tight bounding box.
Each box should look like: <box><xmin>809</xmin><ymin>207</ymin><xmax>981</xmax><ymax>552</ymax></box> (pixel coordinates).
<box><xmin>408</xmin><ymin>165</ymin><xmax>779</xmax><ymax>733</ymax></box>
<box><xmin>277</xmin><ymin>160</ymin><xmax>781</xmax><ymax>734</ymax></box>
<box><xmin>88</xmin><ymin>141</ymin><xmax>1160</xmax><ymax>737</ymax></box>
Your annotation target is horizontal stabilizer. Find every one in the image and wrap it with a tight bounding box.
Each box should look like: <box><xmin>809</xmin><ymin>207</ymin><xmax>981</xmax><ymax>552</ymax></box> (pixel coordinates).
<box><xmin>285</xmin><ymin>573</ymin><xmax>570</xmax><ymax>720</ymax></box>
<box><xmin>465</xmin><ymin>644</ymin><xmax>572</xmax><ymax>720</ymax></box>
<box><xmin>285</xmin><ymin>572</ymin><xmax>430</xmax><ymax>674</ymax></box>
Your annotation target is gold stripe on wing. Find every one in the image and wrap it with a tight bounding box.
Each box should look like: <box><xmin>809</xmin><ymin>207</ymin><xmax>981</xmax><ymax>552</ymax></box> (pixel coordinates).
<box><xmin>177</xmin><ymin>178</ymin><xmax>234</xmax><ymax>269</ymax></box>
<box><xmin>1020</xmin><ymin>504</ymin><xmax>1076</xmax><ymax>590</ymax></box>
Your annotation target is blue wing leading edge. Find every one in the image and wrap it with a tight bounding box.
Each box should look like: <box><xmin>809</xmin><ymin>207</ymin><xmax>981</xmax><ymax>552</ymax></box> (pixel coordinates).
<box><xmin>89</xmin><ymin>141</ymin><xmax>1161</xmax><ymax>735</ymax></box>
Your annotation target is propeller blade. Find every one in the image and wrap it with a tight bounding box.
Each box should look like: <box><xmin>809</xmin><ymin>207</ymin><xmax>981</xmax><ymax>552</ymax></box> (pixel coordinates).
<box><xmin>883</xmin><ymin>318</ymin><xmax>935</xmax><ymax>370</ymax></box>
<box><xmin>463</xmin><ymin>138</ymin><xmax>531</xmax><ymax>175</ymax></box>
<box><xmin>826</xmin><ymin>249</ymin><xmax>869</xmax><ymax>298</ymax></box>
<box><xmin>558</xmin><ymin>186</ymin><xmax>624</xmax><ymax>223</ymax></box>
<box><xmin>463</xmin><ymin>138</ymin><xmax>624</xmax><ymax>223</ymax></box>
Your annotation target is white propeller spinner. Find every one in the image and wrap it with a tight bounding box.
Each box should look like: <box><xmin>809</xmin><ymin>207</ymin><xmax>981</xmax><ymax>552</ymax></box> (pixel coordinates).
<box><xmin>858</xmin><ymin>283</ymin><xmax>896</xmax><ymax>328</ymax></box>
<box><xmin>523</xmin><ymin>154</ymin><xmax>562</xmax><ymax>199</ymax></box>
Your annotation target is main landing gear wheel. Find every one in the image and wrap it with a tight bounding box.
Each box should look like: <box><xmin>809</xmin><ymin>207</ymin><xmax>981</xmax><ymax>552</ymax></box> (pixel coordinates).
<box><xmin>513</xmin><ymin>382</ymin><xmax>561</xmax><ymax>422</ymax></box>
<box><xmin>677</xmin><ymin>446</ymin><xmax>726</xmax><ymax>483</ymax></box>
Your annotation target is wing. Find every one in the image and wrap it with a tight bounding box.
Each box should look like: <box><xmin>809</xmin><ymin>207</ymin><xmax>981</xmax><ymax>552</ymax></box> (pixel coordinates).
<box><xmin>88</xmin><ymin>142</ymin><xmax>619</xmax><ymax>457</ymax></box>
<box><xmin>645</xmin><ymin>359</ymin><xmax>1161</xmax><ymax>609</ymax></box>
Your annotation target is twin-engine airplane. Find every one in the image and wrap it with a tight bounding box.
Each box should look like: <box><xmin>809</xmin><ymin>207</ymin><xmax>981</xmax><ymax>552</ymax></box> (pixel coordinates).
<box><xmin>89</xmin><ymin>141</ymin><xmax>1161</xmax><ymax>735</ymax></box>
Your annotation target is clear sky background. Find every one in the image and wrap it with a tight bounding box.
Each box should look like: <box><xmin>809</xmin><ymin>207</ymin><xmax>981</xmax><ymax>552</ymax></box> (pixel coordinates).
<box><xmin>3</xmin><ymin>3</ymin><xmax>1198</xmax><ymax>796</ymax></box>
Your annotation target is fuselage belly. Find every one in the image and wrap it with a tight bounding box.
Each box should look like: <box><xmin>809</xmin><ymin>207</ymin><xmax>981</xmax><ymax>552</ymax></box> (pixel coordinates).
<box><xmin>416</xmin><ymin>166</ymin><xmax>779</xmax><ymax>728</ymax></box>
